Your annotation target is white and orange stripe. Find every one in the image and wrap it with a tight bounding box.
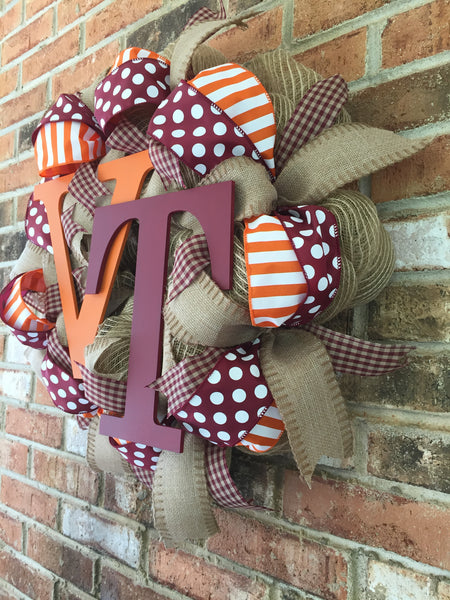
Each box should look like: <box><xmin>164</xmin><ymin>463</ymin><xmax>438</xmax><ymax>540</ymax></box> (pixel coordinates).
<box><xmin>238</xmin><ymin>403</ymin><xmax>285</xmax><ymax>453</ymax></box>
<box><xmin>34</xmin><ymin>121</ymin><xmax>106</xmax><ymax>177</ymax></box>
<box><xmin>244</xmin><ymin>214</ymin><xmax>308</xmax><ymax>327</ymax></box>
<box><xmin>190</xmin><ymin>63</ymin><xmax>276</xmax><ymax>177</ymax></box>
<box><xmin>110</xmin><ymin>47</ymin><xmax>170</xmax><ymax>72</ymax></box>
<box><xmin>2</xmin><ymin>271</ymin><xmax>54</xmax><ymax>333</ymax></box>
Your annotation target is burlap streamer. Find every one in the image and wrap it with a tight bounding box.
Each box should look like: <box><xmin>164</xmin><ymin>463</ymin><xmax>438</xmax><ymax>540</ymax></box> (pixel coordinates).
<box><xmin>275</xmin><ymin>123</ymin><xmax>429</xmax><ymax>205</ymax></box>
<box><xmin>87</xmin><ymin>415</ymin><xmax>132</xmax><ymax>476</ymax></box>
<box><xmin>152</xmin><ymin>434</ymin><xmax>218</xmax><ymax>546</ymax></box>
<box><xmin>10</xmin><ymin>241</ymin><xmax>48</xmax><ymax>279</ymax></box>
<box><xmin>260</xmin><ymin>329</ymin><xmax>353</xmax><ymax>484</ymax></box>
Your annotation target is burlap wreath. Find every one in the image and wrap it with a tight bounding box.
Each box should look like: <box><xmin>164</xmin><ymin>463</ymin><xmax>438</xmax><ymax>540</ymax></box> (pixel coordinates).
<box><xmin>0</xmin><ymin>7</ymin><xmax>429</xmax><ymax>546</ymax></box>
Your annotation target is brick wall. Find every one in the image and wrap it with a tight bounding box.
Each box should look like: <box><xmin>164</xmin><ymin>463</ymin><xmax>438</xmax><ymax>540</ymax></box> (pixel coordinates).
<box><xmin>0</xmin><ymin>0</ymin><xmax>448</xmax><ymax>598</ymax></box>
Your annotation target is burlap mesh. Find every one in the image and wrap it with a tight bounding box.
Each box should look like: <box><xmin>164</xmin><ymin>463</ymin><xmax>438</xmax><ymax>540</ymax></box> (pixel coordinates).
<box><xmin>191</xmin><ymin>44</ymin><xmax>227</xmax><ymax>75</ymax></box>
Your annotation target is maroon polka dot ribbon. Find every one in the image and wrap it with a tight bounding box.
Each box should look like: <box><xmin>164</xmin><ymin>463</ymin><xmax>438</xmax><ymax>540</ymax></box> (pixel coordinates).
<box><xmin>25</xmin><ymin>191</ymin><xmax>53</xmax><ymax>253</ymax></box>
<box><xmin>110</xmin><ymin>437</ymin><xmax>161</xmax><ymax>474</ymax></box>
<box><xmin>32</xmin><ymin>94</ymin><xmax>106</xmax><ymax>177</ymax></box>
<box><xmin>171</xmin><ymin>339</ymin><xmax>275</xmax><ymax>447</ymax></box>
<box><xmin>94</xmin><ymin>48</ymin><xmax>170</xmax><ymax>136</ymax></box>
<box><xmin>276</xmin><ymin>205</ymin><xmax>342</xmax><ymax>325</ymax></box>
<box><xmin>41</xmin><ymin>353</ymin><xmax>95</xmax><ymax>414</ymax></box>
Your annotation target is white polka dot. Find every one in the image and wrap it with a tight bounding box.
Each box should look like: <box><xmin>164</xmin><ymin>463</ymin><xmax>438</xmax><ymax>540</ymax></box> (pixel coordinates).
<box><xmin>191</xmin><ymin>104</ymin><xmax>203</xmax><ymax>119</ymax></box>
<box><xmin>173</xmin><ymin>90</ymin><xmax>183</xmax><ymax>103</ymax></box>
<box><xmin>121</xmin><ymin>67</ymin><xmax>131</xmax><ymax>79</ymax></box>
<box><xmin>134</xmin><ymin>97</ymin><xmax>146</xmax><ymax>104</ymax></box>
<box><xmin>103</xmin><ymin>80</ymin><xmax>111</xmax><ymax>92</ymax></box>
<box><xmin>172</xmin><ymin>129</ymin><xmax>185</xmax><ymax>138</ymax></box>
<box><xmin>147</xmin><ymin>85</ymin><xmax>159</xmax><ymax>98</ymax></box>
<box><xmin>329</xmin><ymin>288</ymin><xmax>337</xmax><ymax>298</ymax></box>
<box><xmin>72</xmin><ymin>113</ymin><xmax>82</xmax><ymax>120</ymax></box>
<box><xmin>37</xmin><ymin>236</ymin><xmax>44</xmax><ymax>246</ymax></box>
<box><xmin>214</xmin><ymin>143</ymin><xmax>225</xmax><ymax>157</ymax></box>
<box><xmin>28</xmin><ymin>226</ymin><xmax>35</xmax><ymax>237</ymax></box>
<box><xmin>17</xmin><ymin>335</ymin><xmax>27</xmax><ymax>342</ymax></box>
<box><xmin>250</xmin><ymin>364</ymin><xmax>260</xmax><ymax>378</ymax></box>
<box><xmin>63</xmin><ymin>103</ymin><xmax>72</xmax><ymax>114</ymax></box>
<box><xmin>284</xmin><ymin>222</ymin><xmax>294</xmax><ymax>228</ymax></box>
<box><xmin>134</xmin><ymin>451</ymin><xmax>145</xmax><ymax>458</ymax></box>
<box><xmin>318</xmin><ymin>277</ymin><xmax>328</xmax><ymax>291</ymax></box>
<box><xmin>153</xmin><ymin>114</ymin><xmax>166</xmax><ymax>125</ymax></box>
<box><xmin>217</xmin><ymin>431</ymin><xmax>231</xmax><ymax>441</ymax></box>
<box><xmin>152</xmin><ymin>129</ymin><xmax>163</xmax><ymax>139</ymax></box>
<box><xmin>165</xmin><ymin>75</ymin><xmax>171</xmax><ymax>85</ymax></box>
<box><xmin>235</xmin><ymin>410</ymin><xmax>249</xmax><ymax>423</ymax></box>
<box><xmin>171</xmin><ymin>144</ymin><xmax>184</xmax><ymax>157</ymax></box>
<box><xmin>118</xmin><ymin>446</ymin><xmax>128</xmax><ymax>453</ymax></box>
<box><xmin>132</xmin><ymin>73</ymin><xmax>145</xmax><ymax>85</ymax></box>
<box><xmin>134</xmin><ymin>460</ymin><xmax>144</xmax><ymax>467</ymax></box>
<box><xmin>35</xmin><ymin>215</ymin><xmax>42</xmax><ymax>225</ymax></box>
<box><xmin>56</xmin><ymin>97</ymin><xmax>63</xmax><ymax>108</ymax></box>
<box><xmin>303</xmin><ymin>264</ymin><xmax>315</xmax><ymax>279</ymax></box>
<box><xmin>78</xmin><ymin>382</ymin><xmax>84</xmax><ymax>391</ymax></box>
<box><xmin>133</xmin><ymin>443</ymin><xmax>145</xmax><ymax>449</ymax></box>
<box><xmin>151</xmin><ymin>456</ymin><xmax>158</xmax><ymax>461</ymax></box>
<box><xmin>257</xmin><ymin>406</ymin><xmax>266</xmax><ymax>418</ymax></box>
<box><xmin>112</xmin><ymin>104</ymin><xmax>122</xmax><ymax>115</ymax></box>
<box><xmin>50</xmin><ymin>114</ymin><xmax>60</xmax><ymax>121</ymax></box>
<box><xmin>177</xmin><ymin>410</ymin><xmax>188</xmax><ymax>419</ymax></box>
<box><xmin>42</xmin><ymin>377</ymin><xmax>49</xmax><ymax>386</ymax></box>
<box><xmin>50</xmin><ymin>374</ymin><xmax>59</xmax><ymax>384</ymax></box>
<box><xmin>29</xmin><ymin>207</ymin><xmax>38</xmax><ymax>216</ymax></box>
<box><xmin>293</xmin><ymin>236</ymin><xmax>304</xmax><ymax>249</ymax></box>
<box><xmin>150</xmin><ymin>465</ymin><xmax>157</xmax><ymax>471</ymax></box>
<box><xmin>225</xmin><ymin>352</ymin><xmax>236</xmax><ymax>361</ymax></box>
<box><xmin>113</xmin><ymin>84</ymin><xmax>121</xmax><ymax>96</ymax></box>
<box><xmin>95</xmin><ymin>98</ymin><xmax>103</xmax><ymax>109</ymax></box>
<box><xmin>158</xmin><ymin>99</ymin><xmax>168</xmax><ymax>109</ymax></box>
<box><xmin>103</xmin><ymin>100</ymin><xmax>111</xmax><ymax>112</ymax></box>
<box><xmin>305</xmin><ymin>210</ymin><xmax>312</xmax><ymax>224</ymax></box>
<box><xmin>145</xmin><ymin>62</ymin><xmax>156</xmax><ymax>74</ymax></box>
<box><xmin>213</xmin><ymin>412</ymin><xmax>227</xmax><ymax>425</ymax></box>
<box><xmin>194</xmin><ymin>412</ymin><xmax>206</xmax><ymax>423</ymax></box>
<box><xmin>50</xmin><ymin>391</ymin><xmax>56</xmax><ymax>401</ymax></box>
<box><xmin>61</xmin><ymin>372</ymin><xmax>70</xmax><ymax>381</ymax></box>
<box><xmin>332</xmin><ymin>256</ymin><xmax>340</xmax><ymax>269</ymax></box>
<box><xmin>189</xmin><ymin>395</ymin><xmax>202</xmax><ymax>406</ymax></box>
<box><xmin>208</xmin><ymin>370</ymin><xmax>221</xmax><ymax>384</ymax></box>
<box><xmin>316</xmin><ymin>225</ymin><xmax>322</xmax><ymax>236</ymax></box>
<box><xmin>237</xmin><ymin>347</ymin><xmax>246</xmax><ymax>354</ymax></box>
<box><xmin>43</xmin><ymin>224</ymin><xmax>50</xmax><ymax>234</ymax></box>
<box><xmin>173</xmin><ymin>109</ymin><xmax>184</xmax><ymax>123</ymax></box>
<box><xmin>311</xmin><ymin>244</ymin><xmax>323</xmax><ymax>259</ymax></box>
<box><xmin>68</xmin><ymin>386</ymin><xmax>77</xmax><ymax>395</ymax></box>
<box><xmin>232</xmin><ymin>389</ymin><xmax>246</xmax><ymax>403</ymax></box>
<box><xmin>210</xmin><ymin>392</ymin><xmax>224</xmax><ymax>405</ymax></box>
<box><xmin>193</xmin><ymin>126</ymin><xmax>206</xmax><ymax>137</ymax></box>
<box><xmin>255</xmin><ymin>384</ymin><xmax>268</xmax><ymax>399</ymax></box>
<box><xmin>308</xmin><ymin>305</ymin><xmax>321</xmax><ymax>314</ymax></box>
<box><xmin>305</xmin><ymin>295</ymin><xmax>315</xmax><ymax>304</ymax></box>
<box><xmin>213</xmin><ymin>122</ymin><xmax>227</xmax><ymax>136</ymax></box>
<box><xmin>229</xmin><ymin>367</ymin><xmax>243</xmax><ymax>381</ymax></box>
<box><xmin>323</xmin><ymin>242</ymin><xmax>330</xmax><ymax>256</ymax></box>
<box><xmin>330</xmin><ymin>225</ymin><xmax>337</xmax><ymax>237</ymax></box>
<box><xmin>232</xmin><ymin>145</ymin><xmax>245</xmax><ymax>156</ymax></box>
<box><xmin>195</xmin><ymin>164</ymin><xmax>207</xmax><ymax>174</ymax></box>
<box><xmin>234</xmin><ymin>126</ymin><xmax>244</xmax><ymax>137</ymax></box>
<box><xmin>121</xmin><ymin>88</ymin><xmax>132</xmax><ymax>100</ymax></box>
<box><xmin>192</xmin><ymin>143</ymin><xmax>205</xmax><ymax>157</ymax></box>
<box><xmin>67</xmin><ymin>401</ymin><xmax>78</xmax><ymax>410</ymax></box>
<box><xmin>199</xmin><ymin>428</ymin><xmax>210</xmax><ymax>438</ymax></box>
<box><xmin>183</xmin><ymin>423</ymin><xmax>194</xmax><ymax>432</ymax></box>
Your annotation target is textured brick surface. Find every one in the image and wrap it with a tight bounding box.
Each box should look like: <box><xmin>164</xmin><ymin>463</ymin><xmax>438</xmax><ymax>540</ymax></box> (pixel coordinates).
<box><xmin>367</xmin><ymin>561</ymin><xmax>433</xmax><ymax>600</ymax></box>
<box><xmin>294</xmin><ymin>28</ymin><xmax>367</xmax><ymax>81</ymax></box>
<box><xmin>100</xmin><ymin>567</ymin><xmax>168</xmax><ymax>600</ymax></box>
<box><xmin>0</xmin><ymin>367</ymin><xmax>33</xmax><ymax>401</ymax></box>
<box><xmin>283</xmin><ymin>471</ymin><xmax>450</xmax><ymax>569</ymax></box>
<box><xmin>0</xmin><ymin>511</ymin><xmax>22</xmax><ymax>551</ymax></box>
<box><xmin>58</xmin><ymin>0</ymin><xmax>105</xmax><ymax>30</ymax></box>
<box><xmin>0</xmin><ymin>156</ymin><xmax>40</xmax><ymax>193</ymax></box>
<box><xmin>207</xmin><ymin>510</ymin><xmax>348</xmax><ymax>599</ymax></box>
<box><xmin>0</xmin><ymin>132</ymin><xmax>15</xmax><ymax>161</ymax></box>
<box><xmin>103</xmin><ymin>473</ymin><xmax>153</xmax><ymax>523</ymax></box>
<box><xmin>0</xmin><ymin>549</ymin><xmax>54</xmax><ymax>599</ymax></box>
<box><xmin>0</xmin><ymin>65</ymin><xmax>19</xmax><ymax>97</ymax></box>
<box><xmin>5</xmin><ymin>406</ymin><xmax>63</xmax><ymax>447</ymax></box>
<box><xmin>0</xmin><ymin>437</ymin><xmax>29</xmax><ymax>475</ymax></box>
<box><xmin>1</xmin><ymin>476</ymin><xmax>58</xmax><ymax>527</ymax></box>
<box><xmin>2</xmin><ymin>10</ymin><xmax>54</xmax><ymax>65</ymax></box>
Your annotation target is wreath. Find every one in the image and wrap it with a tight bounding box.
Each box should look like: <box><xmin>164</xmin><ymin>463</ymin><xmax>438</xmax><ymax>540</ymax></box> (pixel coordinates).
<box><xmin>0</xmin><ymin>7</ymin><xmax>428</xmax><ymax>546</ymax></box>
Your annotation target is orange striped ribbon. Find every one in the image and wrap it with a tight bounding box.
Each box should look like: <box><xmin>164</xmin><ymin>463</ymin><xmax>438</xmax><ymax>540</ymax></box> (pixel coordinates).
<box><xmin>109</xmin><ymin>47</ymin><xmax>170</xmax><ymax>71</ymax></box>
<box><xmin>190</xmin><ymin>63</ymin><xmax>276</xmax><ymax>178</ymax></box>
<box><xmin>244</xmin><ymin>214</ymin><xmax>308</xmax><ymax>327</ymax></box>
<box><xmin>2</xmin><ymin>270</ymin><xmax>54</xmax><ymax>332</ymax></box>
<box><xmin>238</xmin><ymin>402</ymin><xmax>285</xmax><ymax>453</ymax></box>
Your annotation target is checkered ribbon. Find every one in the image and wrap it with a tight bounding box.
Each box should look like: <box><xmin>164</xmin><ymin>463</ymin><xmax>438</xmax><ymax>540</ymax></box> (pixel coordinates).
<box><xmin>44</xmin><ymin>282</ymin><xmax>63</xmax><ymax>323</ymax></box>
<box><xmin>22</xmin><ymin>290</ymin><xmax>45</xmax><ymax>315</ymax></box>
<box><xmin>76</xmin><ymin>415</ymin><xmax>91</xmax><ymax>430</ymax></box>
<box><xmin>276</xmin><ymin>74</ymin><xmax>348</xmax><ymax>173</ymax></box>
<box><xmin>107</xmin><ymin>118</ymin><xmax>149</xmax><ymax>154</ymax></box>
<box><xmin>72</xmin><ymin>266</ymin><xmax>86</xmax><ymax>303</ymax></box>
<box><xmin>151</xmin><ymin>346</ymin><xmax>223</xmax><ymax>415</ymax></box>
<box><xmin>46</xmin><ymin>327</ymin><xmax>72</xmax><ymax>373</ymax></box>
<box><xmin>148</xmin><ymin>139</ymin><xmax>185</xmax><ymax>190</ymax></box>
<box><xmin>131</xmin><ymin>463</ymin><xmax>156</xmax><ymax>488</ymax></box>
<box><xmin>68</xmin><ymin>160</ymin><xmax>109</xmax><ymax>216</ymax></box>
<box><xmin>78</xmin><ymin>363</ymin><xmax>127</xmax><ymax>414</ymax></box>
<box><xmin>303</xmin><ymin>323</ymin><xmax>413</xmax><ymax>376</ymax></box>
<box><xmin>206</xmin><ymin>445</ymin><xmax>258</xmax><ymax>509</ymax></box>
<box><xmin>185</xmin><ymin>0</ymin><xmax>226</xmax><ymax>29</ymax></box>
<box><xmin>61</xmin><ymin>205</ymin><xmax>87</xmax><ymax>248</ymax></box>
<box><xmin>168</xmin><ymin>234</ymin><xmax>210</xmax><ymax>301</ymax></box>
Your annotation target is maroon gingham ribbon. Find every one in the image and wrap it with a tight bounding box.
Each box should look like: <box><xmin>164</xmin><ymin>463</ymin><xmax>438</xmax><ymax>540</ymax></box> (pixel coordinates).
<box><xmin>107</xmin><ymin>118</ymin><xmax>149</xmax><ymax>154</ymax></box>
<box><xmin>61</xmin><ymin>205</ymin><xmax>87</xmax><ymax>248</ymax></box>
<box><xmin>68</xmin><ymin>160</ymin><xmax>109</xmax><ymax>216</ymax></box>
<box><xmin>22</xmin><ymin>290</ymin><xmax>45</xmax><ymax>315</ymax></box>
<box><xmin>185</xmin><ymin>0</ymin><xmax>226</xmax><ymax>29</ymax></box>
<box><xmin>46</xmin><ymin>327</ymin><xmax>72</xmax><ymax>373</ymax></box>
<box><xmin>77</xmin><ymin>363</ymin><xmax>127</xmax><ymax>414</ymax></box>
<box><xmin>131</xmin><ymin>463</ymin><xmax>156</xmax><ymax>488</ymax></box>
<box><xmin>151</xmin><ymin>346</ymin><xmax>223</xmax><ymax>415</ymax></box>
<box><xmin>168</xmin><ymin>234</ymin><xmax>210</xmax><ymax>301</ymax></box>
<box><xmin>303</xmin><ymin>323</ymin><xmax>413</xmax><ymax>376</ymax></box>
<box><xmin>206</xmin><ymin>445</ymin><xmax>260</xmax><ymax>509</ymax></box>
<box><xmin>44</xmin><ymin>282</ymin><xmax>63</xmax><ymax>323</ymax></box>
<box><xmin>148</xmin><ymin>139</ymin><xmax>185</xmax><ymax>189</ymax></box>
<box><xmin>276</xmin><ymin>74</ymin><xmax>348</xmax><ymax>173</ymax></box>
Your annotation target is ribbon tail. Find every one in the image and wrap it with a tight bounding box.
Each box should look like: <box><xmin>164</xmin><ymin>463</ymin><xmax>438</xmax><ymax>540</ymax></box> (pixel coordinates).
<box><xmin>260</xmin><ymin>329</ymin><xmax>353</xmax><ymax>486</ymax></box>
<box><xmin>303</xmin><ymin>322</ymin><xmax>414</xmax><ymax>376</ymax></box>
<box><xmin>152</xmin><ymin>434</ymin><xmax>218</xmax><ymax>547</ymax></box>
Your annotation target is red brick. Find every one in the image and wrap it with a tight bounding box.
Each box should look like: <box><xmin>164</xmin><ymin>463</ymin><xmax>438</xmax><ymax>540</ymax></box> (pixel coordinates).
<box><xmin>0</xmin><ymin>65</ymin><xmax>18</xmax><ymax>96</ymax></box>
<box><xmin>294</xmin><ymin>28</ymin><xmax>367</xmax><ymax>82</ymax></box>
<box><xmin>283</xmin><ymin>471</ymin><xmax>450</xmax><ymax>569</ymax></box>
<box><xmin>32</xmin><ymin>448</ymin><xmax>100</xmax><ymax>503</ymax></box>
<box><xmin>0</xmin><ymin>511</ymin><xmax>22</xmax><ymax>551</ymax></box>
<box><xmin>5</xmin><ymin>406</ymin><xmax>63</xmax><ymax>448</ymax></box>
<box><xmin>85</xmin><ymin>0</ymin><xmax>162</xmax><ymax>48</ymax></box>
<box><xmin>208</xmin><ymin>7</ymin><xmax>283</xmax><ymax>62</ymax></box>
<box><xmin>0</xmin><ymin>437</ymin><xmax>29</xmax><ymax>475</ymax></box>
<box><xmin>371</xmin><ymin>135</ymin><xmax>449</xmax><ymax>203</ymax></box>
<box><xmin>104</xmin><ymin>473</ymin><xmax>153</xmax><ymax>523</ymax></box>
<box><xmin>26</xmin><ymin>0</ymin><xmax>55</xmax><ymax>18</ymax></box>
<box><xmin>101</xmin><ymin>567</ymin><xmax>169</xmax><ymax>600</ymax></box>
<box><xmin>0</xmin><ymin>334</ymin><xmax>5</xmax><ymax>359</ymax></box>
<box><xmin>0</xmin><ymin>132</ymin><xmax>15</xmax><ymax>161</ymax></box>
<box><xmin>150</xmin><ymin>539</ymin><xmax>270</xmax><ymax>600</ymax></box>
<box><xmin>2</xmin><ymin>10</ymin><xmax>53</xmax><ymax>65</ymax></box>
<box><xmin>0</xmin><ymin>82</ymin><xmax>47</xmax><ymax>129</ymax></box>
<box><xmin>58</xmin><ymin>0</ymin><xmax>105</xmax><ymax>30</ymax></box>
<box><xmin>0</xmin><ymin>199</ymin><xmax>14</xmax><ymax>228</ymax></box>
<box><xmin>0</xmin><ymin>2</ymin><xmax>22</xmax><ymax>36</ymax></box>
<box><xmin>52</xmin><ymin>40</ymin><xmax>120</xmax><ymax>98</ymax></box>
<box><xmin>207</xmin><ymin>510</ymin><xmax>348</xmax><ymax>599</ymax></box>
<box><xmin>348</xmin><ymin>64</ymin><xmax>450</xmax><ymax>131</ymax></box>
<box><xmin>22</xmin><ymin>26</ymin><xmax>80</xmax><ymax>84</ymax></box>
<box><xmin>27</xmin><ymin>527</ymin><xmax>94</xmax><ymax>592</ymax></box>
<box><xmin>17</xmin><ymin>193</ymin><xmax>32</xmax><ymax>222</ymax></box>
<box><xmin>382</xmin><ymin>0</ymin><xmax>450</xmax><ymax>68</ymax></box>
<box><xmin>0</xmin><ymin>548</ymin><xmax>54</xmax><ymax>598</ymax></box>
<box><xmin>294</xmin><ymin>0</ymin><xmax>387</xmax><ymax>38</ymax></box>
<box><xmin>35</xmin><ymin>377</ymin><xmax>54</xmax><ymax>407</ymax></box>
<box><xmin>1</xmin><ymin>476</ymin><xmax>58</xmax><ymax>527</ymax></box>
